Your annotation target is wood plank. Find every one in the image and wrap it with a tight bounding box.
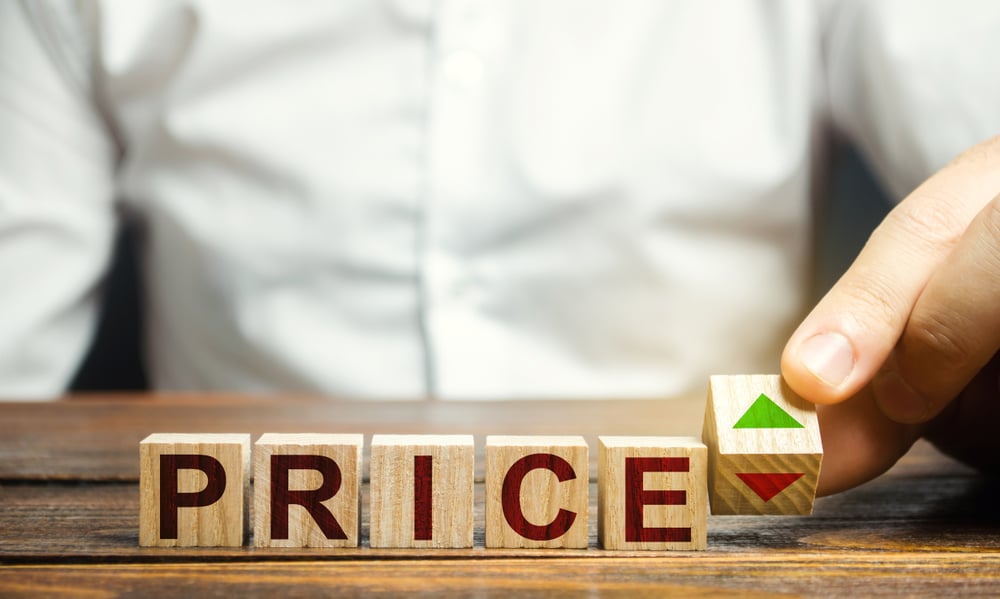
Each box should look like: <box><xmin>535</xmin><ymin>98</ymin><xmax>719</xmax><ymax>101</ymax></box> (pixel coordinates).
<box><xmin>1</xmin><ymin>443</ymin><xmax>989</xmax><ymax>562</ymax></box>
<box><xmin>2</xmin><ymin>396</ymin><xmax>996</xmax><ymax>595</ymax></box>
<box><xmin>0</xmin><ymin>395</ymin><xmax>704</xmax><ymax>481</ymax></box>
<box><xmin>3</xmin><ymin>554</ymin><xmax>1000</xmax><ymax>597</ymax></box>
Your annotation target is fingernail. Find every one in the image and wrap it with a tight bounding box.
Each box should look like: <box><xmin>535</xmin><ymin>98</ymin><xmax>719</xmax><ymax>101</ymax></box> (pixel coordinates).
<box><xmin>799</xmin><ymin>332</ymin><xmax>855</xmax><ymax>388</ymax></box>
<box><xmin>874</xmin><ymin>370</ymin><xmax>931</xmax><ymax>424</ymax></box>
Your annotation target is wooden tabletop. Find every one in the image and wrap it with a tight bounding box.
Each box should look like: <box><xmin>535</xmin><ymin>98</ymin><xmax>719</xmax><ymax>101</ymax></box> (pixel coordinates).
<box><xmin>1</xmin><ymin>394</ymin><xmax>998</xmax><ymax>596</ymax></box>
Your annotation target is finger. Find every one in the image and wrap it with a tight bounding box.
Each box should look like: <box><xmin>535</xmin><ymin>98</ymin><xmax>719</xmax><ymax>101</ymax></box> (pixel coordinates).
<box><xmin>783</xmin><ymin>136</ymin><xmax>1000</xmax><ymax>405</ymax></box>
<box><xmin>815</xmin><ymin>387</ymin><xmax>922</xmax><ymax>496</ymax></box>
<box><xmin>923</xmin><ymin>353</ymin><xmax>1000</xmax><ymax>473</ymax></box>
<box><xmin>873</xmin><ymin>193</ymin><xmax>1000</xmax><ymax>423</ymax></box>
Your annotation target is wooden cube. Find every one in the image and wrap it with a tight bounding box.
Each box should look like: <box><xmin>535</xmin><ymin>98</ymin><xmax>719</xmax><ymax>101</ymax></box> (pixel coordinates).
<box><xmin>485</xmin><ymin>435</ymin><xmax>589</xmax><ymax>549</ymax></box>
<box><xmin>253</xmin><ymin>433</ymin><xmax>363</xmax><ymax>548</ymax></box>
<box><xmin>369</xmin><ymin>434</ymin><xmax>475</xmax><ymax>548</ymax></box>
<box><xmin>598</xmin><ymin>436</ymin><xmax>707</xmax><ymax>550</ymax></box>
<box><xmin>702</xmin><ymin>375</ymin><xmax>823</xmax><ymax>515</ymax></box>
<box><xmin>139</xmin><ymin>433</ymin><xmax>251</xmax><ymax>547</ymax></box>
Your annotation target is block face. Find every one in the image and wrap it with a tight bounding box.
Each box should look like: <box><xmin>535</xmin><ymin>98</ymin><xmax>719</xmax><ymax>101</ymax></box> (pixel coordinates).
<box><xmin>702</xmin><ymin>375</ymin><xmax>823</xmax><ymax>515</ymax></box>
<box><xmin>253</xmin><ymin>433</ymin><xmax>363</xmax><ymax>548</ymax></box>
<box><xmin>598</xmin><ymin>436</ymin><xmax>707</xmax><ymax>551</ymax></box>
<box><xmin>709</xmin><ymin>453</ymin><xmax>819</xmax><ymax>515</ymax></box>
<box><xmin>369</xmin><ymin>434</ymin><xmax>475</xmax><ymax>548</ymax></box>
<box><xmin>139</xmin><ymin>433</ymin><xmax>250</xmax><ymax>547</ymax></box>
<box><xmin>485</xmin><ymin>436</ymin><xmax>589</xmax><ymax>549</ymax></box>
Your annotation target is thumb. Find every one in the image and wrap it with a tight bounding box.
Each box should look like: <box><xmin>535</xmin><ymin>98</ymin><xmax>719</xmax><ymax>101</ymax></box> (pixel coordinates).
<box><xmin>782</xmin><ymin>137</ymin><xmax>1000</xmax><ymax>405</ymax></box>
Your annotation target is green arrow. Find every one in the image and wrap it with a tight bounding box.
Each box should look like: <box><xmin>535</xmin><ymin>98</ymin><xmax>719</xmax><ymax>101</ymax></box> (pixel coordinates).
<box><xmin>732</xmin><ymin>393</ymin><xmax>804</xmax><ymax>429</ymax></box>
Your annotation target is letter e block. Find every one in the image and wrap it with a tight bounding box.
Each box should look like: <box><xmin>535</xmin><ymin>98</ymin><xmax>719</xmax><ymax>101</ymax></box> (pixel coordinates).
<box><xmin>702</xmin><ymin>375</ymin><xmax>823</xmax><ymax>515</ymax></box>
<box><xmin>485</xmin><ymin>435</ymin><xmax>589</xmax><ymax>549</ymax></box>
<box><xmin>253</xmin><ymin>433</ymin><xmax>363</xmax><ymax>547</ymax></box>
<box><xmin>369</xmin><ymin>434</ymin><xmax>475</xmax><ymax>548</ymax></box>
<box><xmin>598</xmin><ymin>436</ymin><xmax>707</xmax><ymax>550</ymax></box>
<box><xmin>139</xmin><ymin>433</ymin><xmax>251</xmax><ymax>547</ymax></box>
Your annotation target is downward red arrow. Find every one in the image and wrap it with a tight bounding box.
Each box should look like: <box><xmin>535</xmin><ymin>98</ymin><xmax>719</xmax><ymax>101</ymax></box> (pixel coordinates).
<box><xmin>735</xmin><ymin>472</ymin><xmax>805</xmax><ymax>502</ymax></box>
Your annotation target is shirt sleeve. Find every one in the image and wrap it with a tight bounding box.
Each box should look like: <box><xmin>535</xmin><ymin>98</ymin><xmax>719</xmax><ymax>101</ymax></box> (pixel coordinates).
<box><xmin>0</xmin><ymin>1</ymin><xmax>117</xmax><ymax>399</ymax></box>
<box><xmin>825</xmin><ymin>0</ymin><xmax>1000</xmax><ymax>200</ymax></box>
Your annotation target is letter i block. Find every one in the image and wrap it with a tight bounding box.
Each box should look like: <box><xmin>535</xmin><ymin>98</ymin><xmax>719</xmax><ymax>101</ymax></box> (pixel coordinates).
<box><xmin>485</xmin><ymin>436</ymin><xmax>589</xmax><ymax>549</ymax></box>
<box><xmin>369</xmin><ymin>434</ymin><xmax>475</xmax><ymax>548</ymax></box>
<box><xmin>702</xmin><ymin>375</ymin><xmax>823</xmax><ymax>515</ymax></box>
<box><xmin>139</xmin><ymin>433</ymin><xmax>251</xmax><ymax>547</ymax></box>
<box><xmin>598</xmin><ymin>436</ymin><xmax>707</xmax><ymax>550</ymax></box>
<box><xmin>253</xmin><ymin>433</ymin><xmax>363</xmax><ymax>548</ymax></box>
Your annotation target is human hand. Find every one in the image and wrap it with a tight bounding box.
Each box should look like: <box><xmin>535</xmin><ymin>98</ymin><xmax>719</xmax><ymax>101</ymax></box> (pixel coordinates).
<box><xmin>781</xmin><ymin>135</ymin><xmax>1000</xmax><ymax>496</ymax></box>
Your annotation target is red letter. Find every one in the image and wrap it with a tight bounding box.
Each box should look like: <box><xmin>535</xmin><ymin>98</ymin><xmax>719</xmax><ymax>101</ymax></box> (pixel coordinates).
<box><xmin>501</xmin><ymin>453</ymin><xmax>577</xmax><ymax>540</ymax></box>
<box><xmin>414</xmin><ymin>455</ymin><xmax>433</xmax><ymax>540</ymax></box>
<box><xmin>160</xmin><ymin>454</ymin><xmax>226</xmax><ymax>539</ymax></box>
<box><xmin>625</xmin><ymin>456</ymin><xmax>690</xmax><ymax>542</ymax></box>
<box><xmin>270</xmin><ymin>454</ymin><xmax>346</xmax><ymax>540</ymax></box>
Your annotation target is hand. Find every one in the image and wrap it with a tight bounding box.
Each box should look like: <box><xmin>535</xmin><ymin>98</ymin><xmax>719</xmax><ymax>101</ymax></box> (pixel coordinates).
<box><xmin>781</xmin><ymin>135</ymin><xmax>1000</xmax><ymax>496</ymax></box>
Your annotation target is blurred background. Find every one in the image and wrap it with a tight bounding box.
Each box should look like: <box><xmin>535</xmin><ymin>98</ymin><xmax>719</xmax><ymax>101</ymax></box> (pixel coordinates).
<box><xmin>69</xmin><ymin>144</ymin><xmax>894</xmax><ymax>392</ymax></box>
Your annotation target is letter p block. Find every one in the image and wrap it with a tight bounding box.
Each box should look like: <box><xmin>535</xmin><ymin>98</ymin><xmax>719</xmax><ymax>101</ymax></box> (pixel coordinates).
<box><xmin>139</xmin><ymin>433</ymin><xmax>251</xmax><ymax>547</ymax></box>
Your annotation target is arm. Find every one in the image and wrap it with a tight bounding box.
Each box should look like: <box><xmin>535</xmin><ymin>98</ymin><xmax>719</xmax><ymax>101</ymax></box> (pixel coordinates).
<box><xmin>0</xmin><ymin>2</ymin><xmax>117</xmax><ymax>398</ymax></box>
<box><xmin>784</xmin><ymin>0</ymin><xmax>1000</xmax><ymax>493</ymax></box>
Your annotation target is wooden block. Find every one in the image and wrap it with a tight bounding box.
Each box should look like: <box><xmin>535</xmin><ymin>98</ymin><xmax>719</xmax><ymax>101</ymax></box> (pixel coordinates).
<box><xmin>139</xmin><ymin>433</ymin><xmax>250</xmax><ymax>547</ymax></box>
<box><xmin>369</xmin><ymin>434</ymin><xmax>475</xmax><ymax>548</ymax></box>
<box><xmin>597</xmin><ymin>436</ymin><xmax>707</xmax><ymax>550</ymax></box>
<box><xmin>702</xmin><ymin>374</ymin><xmax>823</xmax><ymax>515</ymax></box>
<box><xmin>253</xmin><ymin>433</ymin><xmax>363</xmax><ymax>548</ymax></box>
<box><xmin>485</xmin><ymin>435</ymin><xmax>589</xmax><ymax>549</ymax></box>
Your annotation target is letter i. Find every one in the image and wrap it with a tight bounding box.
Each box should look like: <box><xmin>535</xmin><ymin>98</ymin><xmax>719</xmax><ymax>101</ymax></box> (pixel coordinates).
<box><xmin>414</xmin><ymin>455</ymin><xmax>433</xmax><ymax>541</ymax></box>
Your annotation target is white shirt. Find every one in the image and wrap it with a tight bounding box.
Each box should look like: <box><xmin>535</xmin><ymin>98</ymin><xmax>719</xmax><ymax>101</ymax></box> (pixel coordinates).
<box><xmin>2</xmin><ymin>0</ymin><xmax>998</xmax><ymax>400</ymax></box>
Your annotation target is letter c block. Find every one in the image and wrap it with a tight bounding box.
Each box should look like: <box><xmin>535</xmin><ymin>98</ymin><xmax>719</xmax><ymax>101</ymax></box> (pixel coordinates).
<box><xmin>253</xmin><ymin>433</ymin><xmax>363</xmax><ymax>548</ymax></box>
<box><xmin>139</xmin><ymin>433</ymin><xmax>251</xmax><ymax>547</ymax></box>
<box><xmin>485</xmin><ymin>436</ymin><xmax>589</xmax><ymax>549</ymax></box>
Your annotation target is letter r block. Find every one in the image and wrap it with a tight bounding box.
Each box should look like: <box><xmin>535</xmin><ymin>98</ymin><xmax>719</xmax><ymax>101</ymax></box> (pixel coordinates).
<box><xmin>369</xmin><ymin>434</ymin><xmax>475</xmax><ymax>548</ymax></box>
<box><xmin>702</xmin><ymin>375</ymin><xmax>823</xmax><ymax>515</ymax></box>
<box><xmin>598</xmin><ymin>436</ymin><xmax>707</xmax><ymax>551</ymax></box>
<box><xmin>485</xmin><ymin>436</ymin><xmax>589</xmax><ymax>549</ymax></box>
<box><xmin>253</xmin><ymin>433</ymin><xmax>363</xmax><ymax>548</ymax></box>
<box><xmin>139</xmin><ymin>433</ymin><xmax>251</xmax><ymax>547</ymax></box>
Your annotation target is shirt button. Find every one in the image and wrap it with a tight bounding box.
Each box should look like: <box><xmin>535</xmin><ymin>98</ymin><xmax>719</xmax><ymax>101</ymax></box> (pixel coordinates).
<box><xmin>441</xmin><ymin>49</ymin><xmax>485</xmax><ymax>88</ymax></box>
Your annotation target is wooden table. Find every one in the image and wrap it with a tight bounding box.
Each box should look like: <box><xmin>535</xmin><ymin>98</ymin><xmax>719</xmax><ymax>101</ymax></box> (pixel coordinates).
<box><xmin>1</xmin><ymin>394</ymin><xmax>998</xmax><ymax>596</ymax></box>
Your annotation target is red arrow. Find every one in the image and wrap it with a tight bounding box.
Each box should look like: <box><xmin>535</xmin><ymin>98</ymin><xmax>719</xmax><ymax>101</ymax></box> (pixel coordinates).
<box><xmin>735</xmin><ymin>472</ymin><xmax>805</xmax><ymax>502</ymax></box>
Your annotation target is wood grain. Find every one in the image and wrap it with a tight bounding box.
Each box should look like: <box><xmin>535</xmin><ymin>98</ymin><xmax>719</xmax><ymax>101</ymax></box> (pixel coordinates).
<box><xmin>253</xmin><ymin>433</ymin><xmax>363</xmax><ymax>548</ymax></box>
<box><xmin>369</xmin><ymin>434</ymin><xmax>475</xmax><ymax>548</ymax></box>
<box><xmin>138</xmin><ymin>433</ymin><xmax>250</xmax><ymax>547</ymax></box>
<box><xmin>703</xmin><ymin>375</ymin><xmax>822</xmax><ymax>515</ymax></box>
<box><xmin>0</xmin><ymin>396</ymin><xmax>996</xmax><ymax>597</ymax></box>
<box><xmin>3</xmin><ymin>555</ymin><xmax>1000</xmax><ymax>597</ymax></box>
<box><xmin>0</xmin><ymin>394</ymin><xmax>704</xmax><ymax>481</ymax></box>
<box><xmin>598</xmin><ymin>436</ymin><xmax>707</xmax><ymax>550</ymax></box>
<box><xmin>485</xmin><ymin>436</ymin><xmax>590</xmax><ymax>549</ymax></box>
<box><xmin>1</xmin><ymin>453</ymin><xmax>996</xmax><ymax>561</ymax></box>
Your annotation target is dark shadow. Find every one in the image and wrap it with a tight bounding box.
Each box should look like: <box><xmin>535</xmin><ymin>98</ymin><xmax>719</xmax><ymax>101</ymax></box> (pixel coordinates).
<box><xmin>69</xmin><ymin>221</ymin><xmax>149</xmax><ymax>391</ymax></box>
<box><xmin>812</xmin><ymin>144</ymin><xmax>894</xmax><ymax>300</ymax></box>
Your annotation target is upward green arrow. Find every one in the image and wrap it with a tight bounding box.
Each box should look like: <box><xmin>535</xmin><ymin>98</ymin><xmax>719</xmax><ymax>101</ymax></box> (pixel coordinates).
<box><xmin>732</xmin><ymin>393</ymin><xmax>804</xmax><ymax>429</ymax></box>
